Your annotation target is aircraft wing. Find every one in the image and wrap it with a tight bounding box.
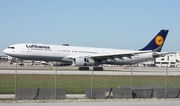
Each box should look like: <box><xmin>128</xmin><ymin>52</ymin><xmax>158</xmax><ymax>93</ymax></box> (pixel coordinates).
<box><xmin>89</xmin><ymin>51</ymin><xmax>152</xmax><ymax>60</ymax></box>
<box><xmin>66</xmin><ymin>50</ymin><xmax>152</xmax><ymax>60</ymax></box>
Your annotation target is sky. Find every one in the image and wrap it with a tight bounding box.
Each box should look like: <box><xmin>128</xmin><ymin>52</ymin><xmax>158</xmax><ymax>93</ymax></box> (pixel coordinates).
<box><xmin>0</xmin><ymin>0</ymin><xmax>180</xmax><ymax>55</ymax></box>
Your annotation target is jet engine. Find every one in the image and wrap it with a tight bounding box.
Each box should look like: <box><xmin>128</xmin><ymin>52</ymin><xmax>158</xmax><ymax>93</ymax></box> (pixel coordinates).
<box><xmin>73</xmin><ymin>57</ymin><xmax>95</xmax><ymax>66</ymax></box>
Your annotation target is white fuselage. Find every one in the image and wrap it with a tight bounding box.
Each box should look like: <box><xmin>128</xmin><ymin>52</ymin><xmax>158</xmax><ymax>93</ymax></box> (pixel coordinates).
<box><xmin>3</xmin><ymin>43</ymin><xmax>154</xmax><ymax>65</ymax></box>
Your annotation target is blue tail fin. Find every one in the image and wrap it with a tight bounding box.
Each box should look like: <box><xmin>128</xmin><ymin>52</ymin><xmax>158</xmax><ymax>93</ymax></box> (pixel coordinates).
<box><xmin>140</xmin><ymin>29</ymin><xmax>169</xmax><ymax>52</ymax></box>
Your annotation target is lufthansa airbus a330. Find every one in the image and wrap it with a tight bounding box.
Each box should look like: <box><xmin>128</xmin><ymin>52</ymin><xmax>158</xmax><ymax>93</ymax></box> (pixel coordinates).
<box><xmin>3</xmin><ymin>30</ymin><xmax>169</xmax><ymax>67</ymax></box>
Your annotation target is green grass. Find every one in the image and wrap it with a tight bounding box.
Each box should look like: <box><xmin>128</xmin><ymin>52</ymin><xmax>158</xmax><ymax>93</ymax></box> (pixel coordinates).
<box><xmin>0</xmin><ymin>74</ymin><xmax>180</xmax><ymax>94</ymax></box>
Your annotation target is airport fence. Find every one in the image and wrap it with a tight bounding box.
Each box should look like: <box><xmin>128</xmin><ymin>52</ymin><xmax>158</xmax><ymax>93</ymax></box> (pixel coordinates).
<box><xmin>1</xmin><ymin>65</ymin><xmax>180</xmax><ymax>99</ymax></box>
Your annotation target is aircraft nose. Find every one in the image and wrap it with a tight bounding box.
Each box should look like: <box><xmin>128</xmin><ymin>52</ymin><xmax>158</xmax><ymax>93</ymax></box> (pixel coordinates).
<box><xmin>3</xmin><ymin>49</ymin><xmax>7</xmax><ymax>53</ymax></box>
<box><xmin>3</xmin><ymin>49</ymin><xmax>9</xmax><ymax>54</ymax></box>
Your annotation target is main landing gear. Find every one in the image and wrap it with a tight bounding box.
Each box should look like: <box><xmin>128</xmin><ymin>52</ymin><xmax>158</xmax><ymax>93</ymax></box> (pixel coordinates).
<box><xmin>78</xmin><ymin>67</ymin><xmax>103</xmax><ymax>71</ymax></box>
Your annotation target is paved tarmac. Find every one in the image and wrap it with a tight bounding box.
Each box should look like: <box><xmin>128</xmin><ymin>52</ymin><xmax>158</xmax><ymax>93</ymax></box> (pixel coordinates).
<box><xmin>0</xmin><ymin>99</ymin><xmax>180</xmax><ymax>106</ymax></box>
<box><xmin>0</xmin><ymin>94</ymin><xmax>85</xmax><ymax>99</ymax></box>
<box><xmin>1</xmin><ymin>64</ymin><xmax>180</xmax><ymax>75</ymax></box>
<box><xmin>0</xmin><ymin>69</ymin><xmax>180</xmax><ymax>75</ymax></box>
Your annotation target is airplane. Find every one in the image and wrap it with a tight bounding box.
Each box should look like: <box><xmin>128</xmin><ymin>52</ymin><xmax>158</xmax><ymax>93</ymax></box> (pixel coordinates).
<box><xmin>3</xmin><ymin>29</ymin><xmax>169</xmax><ymax>68</ymax></box>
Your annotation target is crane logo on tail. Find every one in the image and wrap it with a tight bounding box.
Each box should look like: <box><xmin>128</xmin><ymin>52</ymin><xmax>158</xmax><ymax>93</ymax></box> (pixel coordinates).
<box><xmin>155</xmin><ymin>35</ymin><xmax>164</xmax><ymax>46</ymax></box>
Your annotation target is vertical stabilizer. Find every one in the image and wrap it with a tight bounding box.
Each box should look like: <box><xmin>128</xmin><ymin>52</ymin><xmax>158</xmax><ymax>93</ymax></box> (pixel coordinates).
<box><xmin>140</xmin><ymin>29</ymin><xmax>168</xmax><ymax>52</ymax></box>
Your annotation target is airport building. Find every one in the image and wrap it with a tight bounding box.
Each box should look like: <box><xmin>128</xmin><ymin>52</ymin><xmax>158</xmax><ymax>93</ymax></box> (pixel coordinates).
<box><xmin>139</xmin><ymin>52</ymin><xmax>180</xmax><ymax>67</ymax></box>
<box><xmin>155</xmin><ymin>52</ymin><xmax>180</xmax><ymax>67</ymax></box>
<box><xmin>0</xmin><ymin>55</ymin><xmax>11</xmax><ymax>62</ymax></box>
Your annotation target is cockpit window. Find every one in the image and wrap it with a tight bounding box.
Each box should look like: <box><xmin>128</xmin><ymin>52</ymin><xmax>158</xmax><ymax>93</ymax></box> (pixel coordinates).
<box><xmin>8</xmin><ymin>47</ymin><xmax>15</xmax><ymax>49</ymax></box>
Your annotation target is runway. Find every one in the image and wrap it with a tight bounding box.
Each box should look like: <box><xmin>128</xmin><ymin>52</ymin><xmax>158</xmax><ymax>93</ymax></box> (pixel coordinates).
<box><xmin>0</xmin><ymin>69</ymin><xmax>180</xmax><ymax>75</ymax></box>
<box><xmin>1</xmin><ymin>64</ymin><xmax>180</xmax><ymax>75</ymax></box>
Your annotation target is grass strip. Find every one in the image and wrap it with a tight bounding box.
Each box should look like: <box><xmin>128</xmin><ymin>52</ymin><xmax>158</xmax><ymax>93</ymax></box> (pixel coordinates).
<box><xmin>0</xmin><ymin>74</ymin><xmax>180</xmax><ymax>94</ymax></box>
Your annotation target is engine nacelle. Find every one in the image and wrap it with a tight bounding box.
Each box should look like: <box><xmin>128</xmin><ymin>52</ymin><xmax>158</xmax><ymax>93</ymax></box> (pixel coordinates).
<box><xmin>73</xmin><ymin>57</ymin><xmax>95</xmax><ymax>66</ymax></box>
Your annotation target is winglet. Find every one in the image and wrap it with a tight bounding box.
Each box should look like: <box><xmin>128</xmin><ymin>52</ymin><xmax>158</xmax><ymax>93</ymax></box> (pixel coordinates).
<box><xmin>140</xmin><ymin>29</ymin><xmax>169</xmax><ymax>52</ymax></box>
